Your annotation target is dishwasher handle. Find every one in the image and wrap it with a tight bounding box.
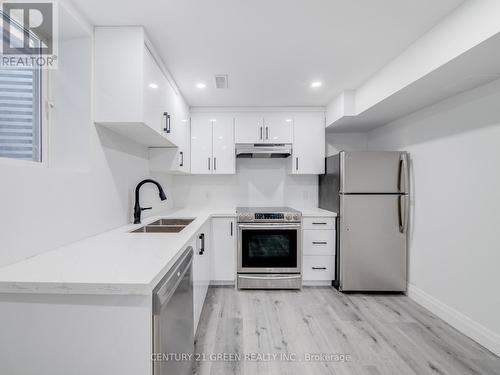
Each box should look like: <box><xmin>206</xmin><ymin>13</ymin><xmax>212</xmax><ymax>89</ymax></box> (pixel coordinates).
<box><xmin>153</xmin><ymin>247</ymin><xmax>193</xmax><ymax>312</ymax></box>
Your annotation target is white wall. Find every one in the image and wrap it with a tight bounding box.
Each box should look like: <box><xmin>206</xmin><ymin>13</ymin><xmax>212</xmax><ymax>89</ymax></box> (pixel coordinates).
<box><xmin>367</xmin><ymin>78</ymin><xmax>500</xmax><ymax>355</ymax></box>
<box><xmin>325</xmin><ymin>132</ymin><xmax>367</xmax><ymax>156</ymax></box>
<box><xmin>172</xmin><ymin>158</ymin><xmax>318</xmax><ymax>210</ymax></box>
<box><xmin>0</xmin><ymin>5</ymin><xmax>173</xmax><ymax>267</ymax></box>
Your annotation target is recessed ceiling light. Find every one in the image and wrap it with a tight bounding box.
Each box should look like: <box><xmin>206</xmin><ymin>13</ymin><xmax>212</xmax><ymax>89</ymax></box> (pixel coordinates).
<box><xmin>196</xmin><ymin>82</ymin><xmax>206</xmax><ymax>89</ymax></box>
<box><xmin>148</xmin><ymin>83</ymin><xmax>158</xmax><ymax>89</ymax></box>
<box><xmin>285</xmin><ymin>119</ymin><xmax>293</xmax><ymax>123</ymax></box>
<box><xmin>311</xmin><ymin>81</ymin><xmax>322</xmax><ymax>88</ymax></box>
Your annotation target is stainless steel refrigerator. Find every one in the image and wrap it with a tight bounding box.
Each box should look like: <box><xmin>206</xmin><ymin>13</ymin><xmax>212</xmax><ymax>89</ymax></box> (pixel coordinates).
<box><xmin>319</xmin><ymin>151</ymin><xmax>409</xmax><ymax>292</ymax></box>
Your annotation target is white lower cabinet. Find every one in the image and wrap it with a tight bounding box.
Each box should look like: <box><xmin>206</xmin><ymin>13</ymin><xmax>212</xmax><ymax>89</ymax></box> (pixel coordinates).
<box><xmin>302</xmin><ymin>216</ymin><xmax>336</xmax><ymax>284</ymax></box>
<box><xmin>303</xmin><ymin>256</ymin><xmax>335</xmax><ymax>281</ymax></box>
<box><xmin>193</xmin><ymin>220</ymin><xmax>211</xmax><ymax>332</ymax></box>
<box><xmin>302</xmin><ymin>217</ymin><xmax>335</xmax><ymax>230</ymax></box>
<box><xmin>303</xmin><ymin>229</ymin><xmax>335</xmax><ymax>256</ymax></box>
<box><xmin>211</xmin><ymin>217</ymin><xmax>236</xmax><ymax>284</ymax></box>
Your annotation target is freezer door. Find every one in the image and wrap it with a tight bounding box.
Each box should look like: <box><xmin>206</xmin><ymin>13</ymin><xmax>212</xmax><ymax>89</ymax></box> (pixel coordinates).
<box><xmin>340</xmin><ymin>194</ymin><xmax>407</xmax><ymax>291</ymax></box>
<box><xmin>340</xmin><ymin>151</ymin><xmax>408</xmax><ymax>194</ymax></box>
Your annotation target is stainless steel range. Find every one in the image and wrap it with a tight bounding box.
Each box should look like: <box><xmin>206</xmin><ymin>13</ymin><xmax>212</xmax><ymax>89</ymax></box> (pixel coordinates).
<box><xmin>237</xmin><ymin>207</ymin><xmax>302</xmax><ymax>290</ymax></box>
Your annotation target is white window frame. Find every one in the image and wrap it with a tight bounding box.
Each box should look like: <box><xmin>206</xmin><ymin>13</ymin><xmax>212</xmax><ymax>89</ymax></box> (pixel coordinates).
<box><xmin>0</xmin><ymin>10</ymin><xmax>50</xmax><ymax>168</ymax></box>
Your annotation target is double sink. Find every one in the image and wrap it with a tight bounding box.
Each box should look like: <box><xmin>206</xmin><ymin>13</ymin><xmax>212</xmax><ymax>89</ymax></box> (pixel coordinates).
<box><xmin>131</xmin><ymin>218</ymin><xmax>194</xmax><ymax>233</ymax></box>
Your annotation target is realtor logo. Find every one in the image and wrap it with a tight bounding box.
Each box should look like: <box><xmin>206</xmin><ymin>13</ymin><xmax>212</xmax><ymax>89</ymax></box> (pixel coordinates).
<box><xmin>1</xmin><ymin>1</ymin><xmax>58</xmax><ymax>68</ymax></box>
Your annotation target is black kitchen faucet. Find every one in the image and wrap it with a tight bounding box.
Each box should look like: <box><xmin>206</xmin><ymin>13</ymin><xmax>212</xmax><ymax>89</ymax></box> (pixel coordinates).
<box><xmin>133</xmin><ymin>179</ymin><xmax>167</xmax><ymax>224</ymax></box>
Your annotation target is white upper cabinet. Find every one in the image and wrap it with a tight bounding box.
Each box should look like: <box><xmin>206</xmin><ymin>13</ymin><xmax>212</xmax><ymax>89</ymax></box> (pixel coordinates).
<box><xmin>263</xmin><ymin>115</ymin><xmax>293</xmax><ymax>143</ymax></box>
<box><xmin>191</xmin><ymin>114</ymin><xmax>235</xmax><ymax>175</ymax></box>
<box><xmin>234</xmin><ymin>114</ymin><xmax>264</xmax><ymax>143</ymax></box>
<box><xmin>235</xmin><ymin>114</ymin><xmax>293</xmax><ymax>144</ymax></box>
<box><xmin>191</xmin><ymin>115</ymin><xmax>214</xmax><ymax>174</ymax></box>
<box><xmin>290</xmin><ymin>113</ymin><xmax>326</xmax><ymax>175</ymax></box>
<box><xmin>149</xmin><ymin>102</ymin><xmax>191</xmax><ymax>174</ymax></box>
<box><xmin>142</xmin><ymin>47</ymin><xmax>170</xmax><ymax>136</ymax></box>
<box><xmin>94</xmin><ymin>27</ymin><xmax>183</xmax><ymax>147</ymax></box>
<box><xmin>212</xmin><ymin>117</ymin><xmax>235</xmax><ymax>174</ymax></box>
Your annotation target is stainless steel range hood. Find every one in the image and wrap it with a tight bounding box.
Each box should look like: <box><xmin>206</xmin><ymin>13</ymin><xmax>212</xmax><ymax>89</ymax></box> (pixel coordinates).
<box><xmin>236</xmin><ymin>144</ymin><xmax>292</xmax><ymax>158</ymax></box>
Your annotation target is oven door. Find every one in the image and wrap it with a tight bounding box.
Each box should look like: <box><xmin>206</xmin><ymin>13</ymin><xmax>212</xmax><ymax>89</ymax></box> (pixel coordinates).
<box><xmin>238</xmin><ymin>223</ymin><xmax>301</xmax><ymax>274</ymax></box>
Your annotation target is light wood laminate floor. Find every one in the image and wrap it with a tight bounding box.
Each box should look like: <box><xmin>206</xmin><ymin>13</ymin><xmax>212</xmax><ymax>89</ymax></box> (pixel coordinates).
<box><xmin>194</xmin><ymin>286</ymin><xmax>500</xmax><ymax>375</ymax></box>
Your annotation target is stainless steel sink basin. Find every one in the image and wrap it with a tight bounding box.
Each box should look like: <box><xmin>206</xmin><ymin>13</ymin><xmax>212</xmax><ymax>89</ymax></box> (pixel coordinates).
<box><xmin>131</xmin><ymin>225</ymin><xmax>186</xmax><ymax>233</ymax></box>
<box><xmin>130</xmin><ymin>218</ymin><xmax>195</xmax><ymax>233</ymax></box>
<box><xmin>149</xmin><ymin>218</ymin><xmax>194</xmax><ymax>226</ymax></box>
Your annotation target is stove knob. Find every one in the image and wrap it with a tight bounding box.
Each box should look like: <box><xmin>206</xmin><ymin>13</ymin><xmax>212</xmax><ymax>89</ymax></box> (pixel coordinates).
<box><xmin>285</xmin><ymin>214</ymin><xmax>292</xmax><ymax>221</ymax></box>
<box><xmin>293</xmin><ymin>214</ymin><xmax>300</xmax><ymax>221</ymax></box>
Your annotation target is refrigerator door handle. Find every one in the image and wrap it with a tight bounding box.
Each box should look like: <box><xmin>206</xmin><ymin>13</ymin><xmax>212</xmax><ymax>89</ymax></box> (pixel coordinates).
<box><xmin>398</xmin><ymin>195</ymin><xmax>403</xmax><ymax>232</ymax></box>
<box><xmin>399</xmin><ymin>194</ymin><xmax>409</xmax><ymax>233</ymax></box>
<box><xmin>403</xmin><ymin>194</ymin><xmax>409</xmax><ymax>233</ymax></box>
<box><xmin>399</xmin><ymin>153</ymin><xmax>409</xmax><ymax>194</ymax></box>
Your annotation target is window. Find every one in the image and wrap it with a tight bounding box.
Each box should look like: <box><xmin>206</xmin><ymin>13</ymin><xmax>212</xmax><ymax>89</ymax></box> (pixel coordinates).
<box><xmin>0</xmin><ymin>12</ymin><xmax>43</xmax><ymax>162</ymax></box>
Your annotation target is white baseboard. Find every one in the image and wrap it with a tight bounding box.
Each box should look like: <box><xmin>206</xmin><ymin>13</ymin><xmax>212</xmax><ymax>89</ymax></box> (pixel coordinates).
<box><xmin>408</xmin><ymin>284</ymin><xmax>500</xmax><ymax>356</ymax></box>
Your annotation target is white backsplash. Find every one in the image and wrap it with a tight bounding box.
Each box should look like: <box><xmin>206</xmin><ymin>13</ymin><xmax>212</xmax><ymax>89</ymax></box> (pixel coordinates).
<box><xmin>172</xmin><ymin>158</ymin><xmax>318</xmax><ymax>209</ymax></box>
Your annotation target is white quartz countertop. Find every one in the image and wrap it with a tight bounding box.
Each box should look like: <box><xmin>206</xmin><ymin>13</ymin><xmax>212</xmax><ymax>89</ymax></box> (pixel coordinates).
<box><xmin>300</xmin><ymin>208</ymin><xmax>337</xmax><ymax>217</ymax></box>
<box><xmin>0</xmin><ymin>206</ymin><xmax>335</xmax><ymax>296</ymax></box>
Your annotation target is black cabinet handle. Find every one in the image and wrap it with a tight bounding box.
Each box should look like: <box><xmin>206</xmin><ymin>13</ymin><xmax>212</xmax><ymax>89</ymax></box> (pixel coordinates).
<box><xmin>296</xmin><ymin>157</ymin><xmax>299</xmax><ymax>171</ymax></box>
<box><xmin>179</xmin><ymin>151</ymin><xmax>184</xmax><ymax>167</ymax></box>
<box><xmin>312</xmin><ymin>222</ymin><xmax>327</xmax><ymax>225</ymax></box>
<box><xmin>163</xmin><ymin>112</ymin><xmax>171</xmax><ymax>133</ymax></box>
<box><xmin>230</xmin><ymin>221</ymin><xmax>233</xmax><ymax>237</ymax></box>
<box><xmin>199</xmin><ymin>233</ymin><xmax>205</xmax><ymax>255</ymax></box>
<box><xmin>208</xmin><ymin>158</ymin><xmax>211</xmax><ymax>171</ymax></box>
<box><xmin>312</xmin><ymin>241</ymin><xmax>328</xmax><ymax>245</ymax></box>
<box><xmin>214</xmin><ymin>157</ymin><xmax>217</xmax><ymax>171</ymax></box>
<box><xmin>312</xmin><ymin>267</ymin><xmax>327</xmax><ymax>270</ymax></box>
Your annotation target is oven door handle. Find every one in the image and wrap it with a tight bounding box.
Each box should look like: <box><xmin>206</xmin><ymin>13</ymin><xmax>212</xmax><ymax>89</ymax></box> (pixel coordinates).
<box><xmin>238</xmin><ymin>275</ymin><xmax>301</xmax><ymax>280</ymax></box>
<box><xmin>238</xmin><ymin>223</ymin><xmax>301</xmax><ymax>229</ymax></box>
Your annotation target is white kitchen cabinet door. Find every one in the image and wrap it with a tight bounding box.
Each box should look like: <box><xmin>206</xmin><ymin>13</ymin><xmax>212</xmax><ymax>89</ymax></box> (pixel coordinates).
<box><xmin>211</xmin><ymin>218</ymin><xmax>236</xmax><ymax>283</ymax></box>
<box><xmin>191</xmin><ymin>115</ymin><xmax>213</xmax><ymax>174</ymax></box>
<box><xmin>290</xmin><ymin>113</ymin><xmax>325</xmax><ymax>174</ymax></box>
<box><xmin>303</xmin><ymin>256</ymin><xmax>335</xmax><ymax>281</ymax></box>
<box><xmin>212</xmin><ymin>117</ymin><xmax>235</xmax><ymax>174</ymax></box>
<box><xmin>149</xmin><ymin>105</ymin><xmax>191</xmax><ymax>174</ymax></box>
<box><xmin>94</xmin><ymin>27</ymin><xmax>181</xmax><ymax>147</ymax></box>
<box><xmin>143</xmin><ymin>47</ymin><xmax>169</xmax><ymax>136</ymax></box>
<box><xmin>264</xmin><ymin>115</ymin><xmax>293</xmax><ymax>143</ymax></box>
<box><xmin>94</xmin><ymin>27</ymin><xmax>143</xmax><ymax>124</ymax></box>
<box><xmin>193</xmin><ymin>220</ymin><xmax>211</xmax><ymax>332</ymax></box>
<box><xmin>168</xmin><ymin>103</ymin><xmax>191</xmax><ymax>173</ymax></box>
<box><xmin>172</xmin><ymin>103</ymin><xmax>191</xmax><ymax>173</ymax></box>
<box><xmin>234</xmin><ymin>114</ymin><xmax>264</xmax><ymax>143</ymax></box>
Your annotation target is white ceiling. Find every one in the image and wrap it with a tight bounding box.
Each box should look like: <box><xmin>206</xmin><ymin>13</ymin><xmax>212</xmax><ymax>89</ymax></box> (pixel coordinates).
<box><xmin>74</xmin><ymin>0</ymin><xmax>465</xmax><ymax>107</ymax></box>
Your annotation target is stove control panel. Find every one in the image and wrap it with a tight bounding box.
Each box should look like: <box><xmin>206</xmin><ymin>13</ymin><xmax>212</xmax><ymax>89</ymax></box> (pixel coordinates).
<box><xmin>255</xmin><ymin>213</ymin><xmax>284</xmax><ymax>220</ymax></box>
<box><xmin>237</xmin><ymin>210</ymin><xmax>301</xmax><ymax>223</ymax></box>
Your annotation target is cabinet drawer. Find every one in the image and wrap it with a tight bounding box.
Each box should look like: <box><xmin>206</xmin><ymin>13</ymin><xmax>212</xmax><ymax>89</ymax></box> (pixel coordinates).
<box><xmin>303</xmin><ymin>230</ymin><xmax>335</xmax><ymax>256</ymax></box>
<box><xmin>303</xmin><ymin>256</ymin><xmax>335</xmax><ymax>281</ymax></box>
<box><xmin>302</xmin><ymin>217</ymin><xmax>335</xmax><ymax>230</ymax></box>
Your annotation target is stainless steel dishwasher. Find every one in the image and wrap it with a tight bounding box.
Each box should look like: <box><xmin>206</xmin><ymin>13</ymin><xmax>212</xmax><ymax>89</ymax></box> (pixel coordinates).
<box><xmin>152</xmin><ymin>247</ymin><xmax>194</xmax><ymax>375</ymax></box>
